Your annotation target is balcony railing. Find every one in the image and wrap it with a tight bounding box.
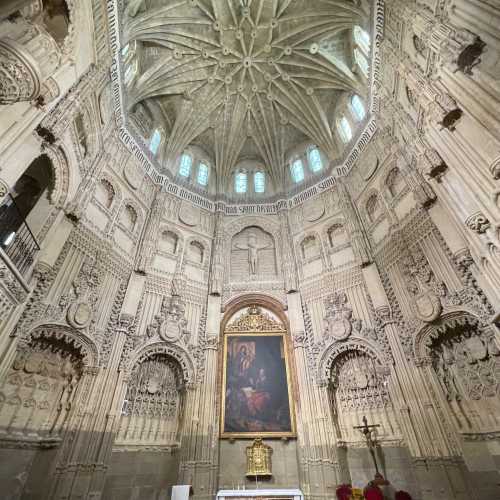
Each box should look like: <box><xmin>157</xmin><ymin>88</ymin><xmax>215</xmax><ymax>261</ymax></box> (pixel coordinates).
<box><xmin>0</xmin><ymin>194</ymin><xmax>40</xmax><ymax>276</ymax></box>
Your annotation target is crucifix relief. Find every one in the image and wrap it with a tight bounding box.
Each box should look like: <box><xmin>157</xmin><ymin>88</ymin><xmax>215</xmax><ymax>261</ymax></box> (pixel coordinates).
<box><xmin>231</xmin><ymin>227</ymin><xmax>276</xmax><ymax>278</ymax></box>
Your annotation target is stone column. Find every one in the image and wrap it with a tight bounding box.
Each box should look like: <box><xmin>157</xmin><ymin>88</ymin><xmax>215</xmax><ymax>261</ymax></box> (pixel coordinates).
<box><xmin>48</xmin><ymin>292</ymin><xmax>131</xmax><ymax>498</ymax></box>
<box><xmin>287</xmin><ymin>291</ymin><xmax>348</xmax><ymax>499</ymax></box>
<box><xmin>178</xmin><ymin>294</ymin><xmax>221</xmax><ymax>500</ymax></box>
<box><xmin>362</xmin><ymin>263</ymin><xmax>474</xmax><ymax>499</ymax></box>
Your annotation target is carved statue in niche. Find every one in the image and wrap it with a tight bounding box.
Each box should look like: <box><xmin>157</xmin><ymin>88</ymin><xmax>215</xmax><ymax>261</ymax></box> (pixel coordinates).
<box><xmin>231</xmin><ymin>226</ymin><xmax>276</xmax><ymax>279</ymax></box>
<box><xmin>0</xmin><ymin>336</ymin><xmax>82</xmax><ymax>442</ymax></box>
<box><xmin>428</xmin><ymin>322</ymin><xmax>500</xmax><ymax>406</ymax></box>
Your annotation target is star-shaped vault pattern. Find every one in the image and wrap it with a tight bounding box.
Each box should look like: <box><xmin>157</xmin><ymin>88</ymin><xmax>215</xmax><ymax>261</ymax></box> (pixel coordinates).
<box><xmin>123</xmin><ymin>0</ymin><xmax>367</xmax><ymax>192</ymax></box>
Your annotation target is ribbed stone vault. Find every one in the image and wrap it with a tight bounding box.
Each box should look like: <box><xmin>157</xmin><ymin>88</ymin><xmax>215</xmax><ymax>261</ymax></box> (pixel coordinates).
<box><xmin>122</xmin><ymin>0</ymin><xmax>367</xmax><ymax>191</ymax></box>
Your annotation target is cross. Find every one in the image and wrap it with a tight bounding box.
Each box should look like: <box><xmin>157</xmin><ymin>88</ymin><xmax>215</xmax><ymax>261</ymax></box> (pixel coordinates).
<box><xmin>353</xmin><ymin>415</ymin><xmax>382</xmax><ymax>478</ymax></box>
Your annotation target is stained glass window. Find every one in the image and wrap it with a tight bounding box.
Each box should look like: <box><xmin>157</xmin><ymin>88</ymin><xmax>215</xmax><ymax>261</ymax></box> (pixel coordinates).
<box><xmin>308</xmin><ymin>148</ymin><xmax>323</xmax><ymax>172</ymax></box>
<box><xmin>354</xmin><ymin>26</ymin><xmax>370</xmax><ymax>54</ymax></box>
<box><xmin>338</xmin><ymin>116</ymin><xmax>352</xmax><ymax>143</ymax></box>
<box><xmin>254</xmin><ymin>171</ymin><xmax>265</xmax><ymax>193</ymax></box>
<box><xmin>124</xmin><ymin>62</ymin><xmax>137</xmax><ymax>84</ymax></box>
<box><xmin>197</xmin><ymin>162</ymin><xmax>209</xmax><ymax>186</ymax></box>
<box><xmin>350</xmin><ymin>94</ymin><xmax>366</xmax><ymax>121</ymax></box>
<box><xmin>354</xmin><ymin>49</ymin><xmax>369</xmax><ymax>77</ymax></box>
<box><xmin>149</xmin><ymin>129</ymin><xmax>161</xmax><ymax>155</ymax></box>
<box><xmin>235</xmin><ymin>172</ymin><xmax>247</xmax><ymax>193</ymax></box>
<box><xmin>179</xmin><ymin>154</ymin><xmax>192</xmax><ymax>177</ymax></box>
<box><xmin>291</xmin><ymin>159</ymin><xmax>305</xmax><ymax>183</ymax></box>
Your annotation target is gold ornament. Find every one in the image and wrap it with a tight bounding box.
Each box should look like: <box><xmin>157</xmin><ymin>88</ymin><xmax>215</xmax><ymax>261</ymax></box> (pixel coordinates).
<box><xmin>246</xmin><ymin>438</ymin><xmax>273</xmax><ymax>477</ymax></box>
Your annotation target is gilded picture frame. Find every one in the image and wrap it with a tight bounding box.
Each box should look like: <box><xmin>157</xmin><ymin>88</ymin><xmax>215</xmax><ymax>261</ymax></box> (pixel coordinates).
<box><xmin>221</xmin><ymin>331</ymin><xmax>296</xmax><ymax>438</ymax></box>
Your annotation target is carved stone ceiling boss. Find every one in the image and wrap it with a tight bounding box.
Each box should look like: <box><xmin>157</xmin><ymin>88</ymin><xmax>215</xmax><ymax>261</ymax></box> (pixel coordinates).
<box><xmin>122</xmin><ymin>0</ymin><xmax>364</xmax><ymax>191</ymax></box>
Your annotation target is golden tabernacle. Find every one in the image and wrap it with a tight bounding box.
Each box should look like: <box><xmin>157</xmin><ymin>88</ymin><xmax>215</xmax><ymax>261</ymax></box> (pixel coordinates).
<box><xmin>246</xmin><ymin>439</ymin><xmax>273</xmax><ymax>477</ymax></box>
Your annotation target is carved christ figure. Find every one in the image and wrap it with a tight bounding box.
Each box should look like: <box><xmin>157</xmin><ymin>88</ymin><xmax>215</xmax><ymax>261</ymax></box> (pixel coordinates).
<box><xmin>234</xmin><ymin>231</ymin><xmax>270</xmax><ymax>275</ymax></box>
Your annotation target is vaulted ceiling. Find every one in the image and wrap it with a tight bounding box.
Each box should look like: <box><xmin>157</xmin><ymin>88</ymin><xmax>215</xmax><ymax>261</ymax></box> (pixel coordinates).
<box><xmin>122</xmin><ymin>0</ymin><xmax>368</xmax><ymax>192</ymax></box>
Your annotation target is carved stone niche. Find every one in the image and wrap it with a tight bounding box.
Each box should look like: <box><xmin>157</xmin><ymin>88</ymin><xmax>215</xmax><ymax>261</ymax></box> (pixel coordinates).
<box><xmin>426</xmin><ymin>319</ymin><xmax>500</xmax><ymax>408</ymax></box>
<box><xmin>0</xmin><ymin>38</ymin><xmax>41</xmax><ymax>104</ymax></box>
<box><xmin>0</xmin><ymin>335</ymin><xmax>83</xmax><ymax>445</ymax></box>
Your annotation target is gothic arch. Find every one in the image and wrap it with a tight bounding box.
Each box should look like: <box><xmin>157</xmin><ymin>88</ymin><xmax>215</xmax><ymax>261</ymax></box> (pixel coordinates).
<box><xmin>26</xmin><ymin>323</ymin><xmax>99</xmax><ymax>368</ymax></box>
<box><xmin>37</xmin><ymin>144</ymin><xmax>71</xmax><ymax>208</ymax></box>
<box><xmin>221</xmin><ymin>293</ymin><xmax>289</xmax><ymax>333</ymax></box>
<box><xmin>223</xmin><ymin>216</ymin><xmax>281</xmax><ymax>243</ymax></box>
<box><xmin>297</xmin><ymin>230</ymin><xmax>323</xmax><ymax>261</ymax></box>
<box><xmin>413</xmin><ymin>311</ymin><xmax>492</xmax><ymax>364</ymax></box>
<box><xmin>126</xmin><ymin>341</ymin><xmax>196</xmax><ymax>387</ymax></box>
<box><xmin>317</xmin><ymin>338</ymin><xmax>389</xmax><ymax>386</ymax></box>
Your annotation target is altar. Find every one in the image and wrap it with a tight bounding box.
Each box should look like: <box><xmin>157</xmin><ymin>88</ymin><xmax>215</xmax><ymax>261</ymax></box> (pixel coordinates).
<box><xmin>216</xmin><ymin>489</ymin><xmax>303</xmax><ymax>500</ymax></box>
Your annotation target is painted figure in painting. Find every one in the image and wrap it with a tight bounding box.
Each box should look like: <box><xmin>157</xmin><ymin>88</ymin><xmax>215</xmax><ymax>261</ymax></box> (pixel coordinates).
<box><xmin>223</xmin><ymin>335</ymin><xmax>293</xmax><ymax>436</ymax></box>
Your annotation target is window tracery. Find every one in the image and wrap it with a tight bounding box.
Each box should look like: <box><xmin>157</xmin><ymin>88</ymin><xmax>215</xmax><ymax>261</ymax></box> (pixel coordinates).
<box><xmin>308</xmin><ymin>147</ymin><xmax>323</xmax><ymax>173</ymax></box>
<box><xmin>291</xmin><ymin>159</ymin><xmax>304</xmax><ymax>183</ymax></box>
<box><xmin>254</xmin><ymin>171</ymin><xmax>265</xmax><ymax>193</ymax></box>
<box><xmin>179</xmin><ymin>154</ymin><xmax>192</xmax><ymax>178</ymax></box>
<box><xmin>338</xmin><ymin>116</ymin><xmax>353</xmax><ymax>143</ymax></box>
<box><xmin>235</xmin><ymin>171</ymin><xmax>247</xmax><ymax>193</ymax></box>
<box><xmin>149</xmin><ymin>128</ymin><xmax>162</xmax><ymax>156</ymax></box>
<box><xmin>197</xmin><ymin>162</ymin><xmax>209</xmax><ymax>186</ymax></box>
<box><xmin>350</xmin><ymin>94</ymin><xmax>366</xmax><ymax>122</ymax></box>
<box><xmin>354</xmin><ymin>26</ymin><xmax>370</xmax><ymax>55</ymax></box>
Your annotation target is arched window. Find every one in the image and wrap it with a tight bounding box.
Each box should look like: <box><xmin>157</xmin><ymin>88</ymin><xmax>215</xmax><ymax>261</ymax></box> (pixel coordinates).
<box><xmin>338</xmin><ymin>116</ymin><xmax>352</xmax><ymax>143</ymax></box>
<box><xmin>291</xmin><ymin>159</ymin><xmax>304</xmax><ymax>183</ymax></box>
<box><xmin>149</xmin><ymin>129</ymin><xmax>162</xmax><ymax>155</ymax></box>
<box><xmin>122</xmin><ymin>204</ymin><xmax>138</xmax><ymax>232</ymax></box>
<box><xmin>96</xmin><ymin>179</ymin><xmax>115</xmax><ymax>208</ymax></box>
<box><xmin>386</xmin><ymin>167</ymin><xmax>405</xmax><ymax>198</ymax></box>
<box><xmin>366</xmin><ymin>193</ymin><xmax>382</xmax><ymax>223</ymax></box>
<box><xmin>189</xmin><ymin>241</ymin><xmax>204</xmax><ymax>264</ymax></box>
<box><xmin>301</xmin><ymin>235</ymin><xmax>319</xmax><ymax>260</ymax></box>
<box><xmin>308</xmin><ymin>148</ymin><xmax>323</xmax><ymax>173</ymax></box>
<box><xmin>178</xmin><ymin>154</ymin><xmax>192</xmax><ymax>177</ymax></box>
<box><xmin>354</xmin><ymin>26</ymin><xmax>370</xmax><ymax>54</ymax></box>
<box><xmin>327</xmin><ymin>223</ymin><xmax>348</xmax><ymax>247</ymax></box>
<box><xmin>235</xmin><ymin>171</ymin><xmax>247</xmax><ymax>193</ymax></box>
<box><xmin>350</xmin><ymin>95</ymin><xmax>366</xmax><ymax>121</ymax></box>
<box><xmin>160</xmin><ymin>231</ymin><xmax>178</xmax><ymax>254</ymax></box>
<box><xmin>124</xmin><ymin>61</ymin><xmax>138</xmax><ymax>84</ymax></box>
<box><xmin>197</xmin><ymin>162</ymin><xmax>209</xmax><ymax>186</ymax></box>
<box><xmin>254</xmin><ymin>171</ymin><xmax>265</xmax><ymax>193</ymax></box>
<box><xmin>354</xmin><ymin>49</ymin><xmax>369</xmax><ymax>77</ymax></box>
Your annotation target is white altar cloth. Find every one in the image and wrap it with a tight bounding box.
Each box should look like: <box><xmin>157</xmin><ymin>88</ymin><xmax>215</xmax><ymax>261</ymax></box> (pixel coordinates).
<box><xmin>216</xmin><ymin>489</ymin><xmax>303</xmax><ymax>500</ymax></box>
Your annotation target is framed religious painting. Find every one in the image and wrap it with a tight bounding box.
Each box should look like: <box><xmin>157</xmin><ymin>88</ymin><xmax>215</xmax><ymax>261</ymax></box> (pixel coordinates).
<box><xmin>220</xmin><ymin>306</ymin><xmax>296</xmax><ymax>438</ymax></box>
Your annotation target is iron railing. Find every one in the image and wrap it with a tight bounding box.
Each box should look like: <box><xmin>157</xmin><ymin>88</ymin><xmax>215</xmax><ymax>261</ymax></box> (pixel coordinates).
<box><xmin>0</xmin><ymin>194</ymin><xmax>40</xmax><ymax>276</ymax></box>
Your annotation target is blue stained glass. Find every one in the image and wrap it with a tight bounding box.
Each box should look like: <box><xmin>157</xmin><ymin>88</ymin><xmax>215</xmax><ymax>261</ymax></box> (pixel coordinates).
<box><xmin>149</xmin><ymin>129</ymin><xmax>161</xmax><ymax>155</ymax></box>
<box><xmin>351</xmin><ymin>94</ymin><xmax>366</xmax><ymax>121</ymax></box>
<box><xmin>291</xmin><ymin>159</ymin><xmax>305</xmax><ymax>183</ymax></box>
<box><xmin>179</xmin><ymin>154</ymin><xmax>192</xmax><ymax>177</ymax></box>
<box><xmin>235</xmin><ymin>172</ymin><xmax>247</xmax><ymax>193</ymax></box>
<box><xmin>308</xmin><ymin>148</ymin><xmax>323</xmax><ymax>172</ymax></box>
<box><xmin>254</xmin><ymin>171</ymin><xmax>265</xmax><ymax>193</ymax></box>
<box><xmin>197</xmin><ymin>162</ymin><xmax>209</xmax><ymax>186</ymax></box>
